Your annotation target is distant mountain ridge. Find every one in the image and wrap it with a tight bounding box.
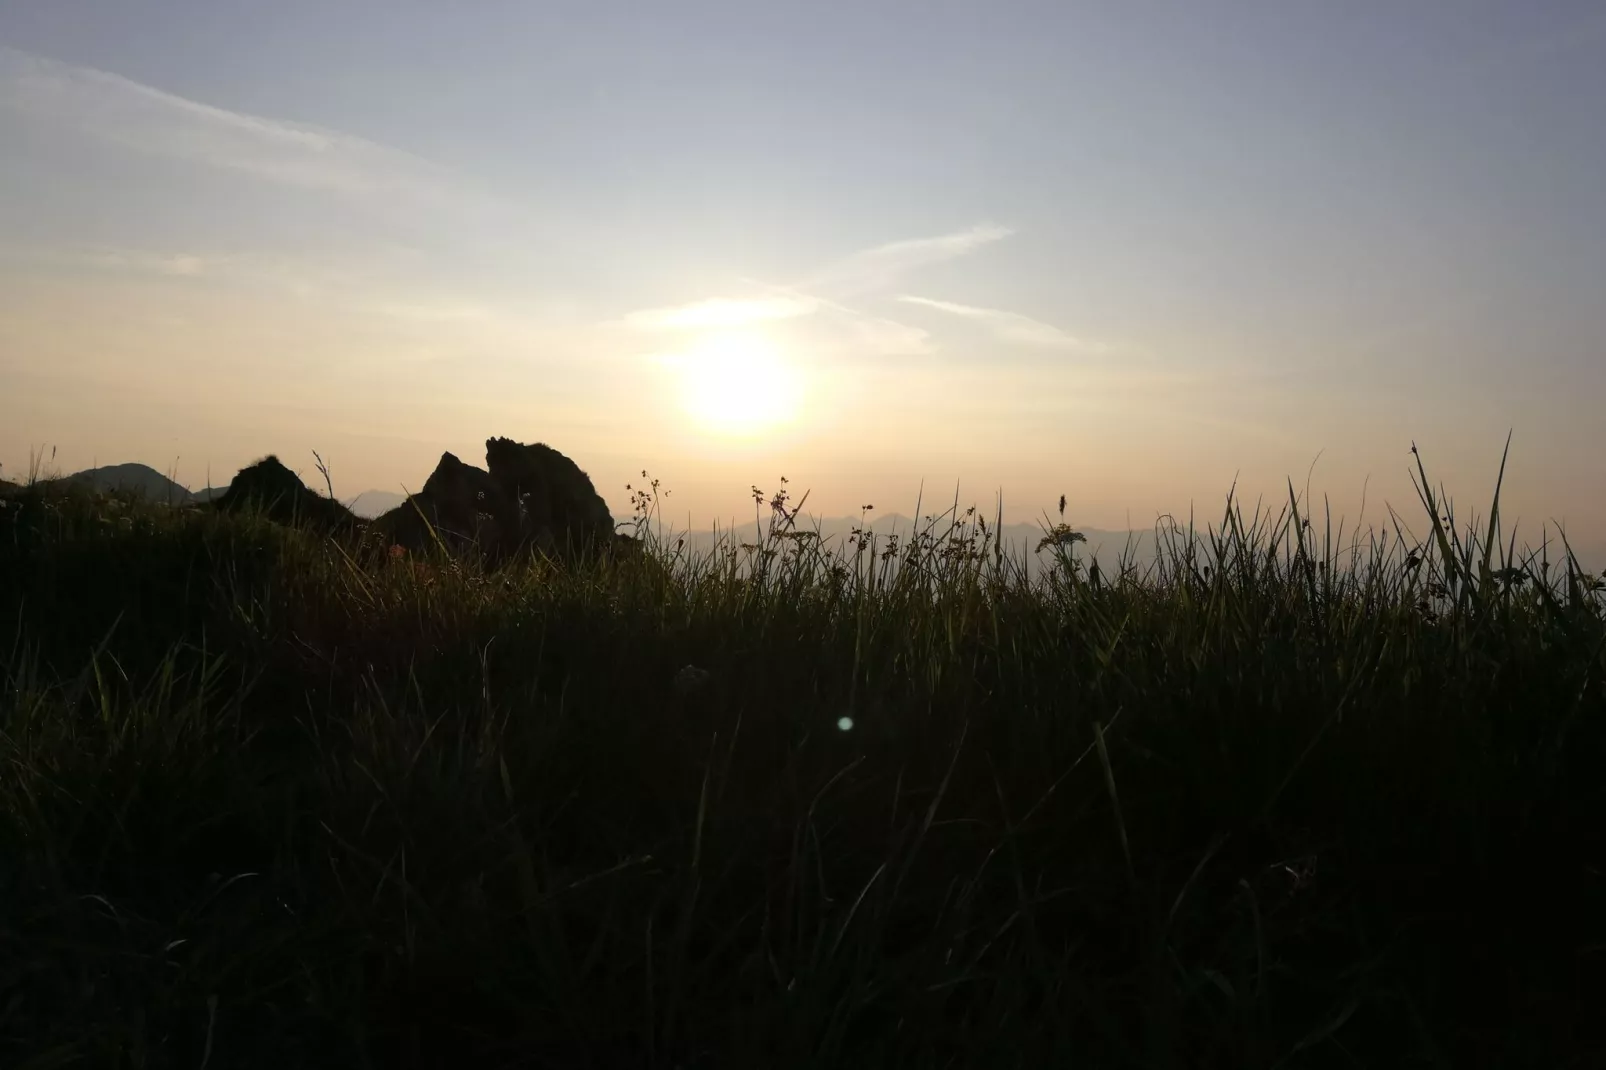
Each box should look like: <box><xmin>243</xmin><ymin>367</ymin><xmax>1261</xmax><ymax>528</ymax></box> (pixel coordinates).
<box><xmin>345</xmin><ymin>490</ymin><xmax>409</xmax><ymax>518</ymax></box>
<box><xmin>52</xmin><ymin>463</ymin><xmax>196</xmax><ymax>503</ymax></box>
<box><xmin>22</xmin><ymin>462</ymin><xmax>408</xmax><ymax>519</ymax></box>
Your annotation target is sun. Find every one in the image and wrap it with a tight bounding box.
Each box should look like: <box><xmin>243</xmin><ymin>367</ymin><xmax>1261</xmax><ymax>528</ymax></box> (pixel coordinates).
<box><xmin>677</xmin><ymin>330</ymin><xmax>801</xmax><ymax>435</ymax></box>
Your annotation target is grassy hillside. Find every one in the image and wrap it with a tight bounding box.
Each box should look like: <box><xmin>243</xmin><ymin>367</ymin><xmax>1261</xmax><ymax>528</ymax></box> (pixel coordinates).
<box><xmin>1</xmin><ymin>454</ymin><xmax>1603</xmax><ymax>1067</ymax></box>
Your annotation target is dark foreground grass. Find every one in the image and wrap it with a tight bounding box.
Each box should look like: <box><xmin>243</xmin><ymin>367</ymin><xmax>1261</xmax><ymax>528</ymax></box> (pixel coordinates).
<box><xmin>2</xmin><ymin>452</ymin><xmax>1604</xmax><ymax>1068</ymax></box>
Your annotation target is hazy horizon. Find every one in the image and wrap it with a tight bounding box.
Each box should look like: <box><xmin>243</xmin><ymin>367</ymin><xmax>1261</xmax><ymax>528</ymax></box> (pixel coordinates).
<box><xmin>4</xmin><ymin>4</ymin><xmax>1604</xmax><ymax>543</ymax></box>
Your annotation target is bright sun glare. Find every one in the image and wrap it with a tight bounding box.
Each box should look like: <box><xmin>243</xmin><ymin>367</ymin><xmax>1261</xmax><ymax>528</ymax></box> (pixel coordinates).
<box><xmin>677</xmin><ymin>331</ymin><xmax>801</xmax><ymax>435</ymax></box>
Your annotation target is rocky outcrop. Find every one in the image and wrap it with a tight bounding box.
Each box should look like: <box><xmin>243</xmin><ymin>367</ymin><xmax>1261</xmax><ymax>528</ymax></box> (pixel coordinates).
<box><xmin>373</xmin><ymin>451</ymin><xmax>512</xmax><ymax>559</ymax></box>
<box><xmin>197</xmin><ymin>440</ymin><xmax>625</xmax><ymax>565</ymax></box>
<box><xmin>209</xmin><ymin>456</ymin><xmax>357</xmax><ymax>532</ymax></box>
<box><xmin>484</xmin><ymin>437</ymin><xmax>616</xmax><ymax>559</ymax></box>
<box><xmin>376</xmin><ymin>437</ymin><xmax>624</xmax><ymax>565</ymax></box>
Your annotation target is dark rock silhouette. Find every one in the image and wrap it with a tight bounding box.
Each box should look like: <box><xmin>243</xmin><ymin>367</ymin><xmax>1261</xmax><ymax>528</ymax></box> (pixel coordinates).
<box><xmin>210</xmin><ymin>456</ymin><xmax>358</xmax><ymax>532</ymax></box>
<box><xmin>376</xmin><ymin>438</ymin><xmax>623</xmax><ymax>565</ymax></box>
<box><xmin>374</xmin><ymin>451</ymin><xmax>512</xmax><ymax>559</ymax></box>
<box><xmin>484</xmin><ymin>437</ymin><xmax>616</xmax><ymax>558</ymax></box>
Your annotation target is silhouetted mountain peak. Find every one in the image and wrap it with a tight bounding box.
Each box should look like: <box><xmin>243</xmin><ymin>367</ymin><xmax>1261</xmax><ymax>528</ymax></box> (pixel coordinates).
<box><xmin>61</xmin><ymin>463</ymin><xmax>194</xmax><ymax>503</ymax></box>
<box><xmin>344</xmin><ymin>490</ymin><xmax>408</xmax><ymax>519</ymax></box>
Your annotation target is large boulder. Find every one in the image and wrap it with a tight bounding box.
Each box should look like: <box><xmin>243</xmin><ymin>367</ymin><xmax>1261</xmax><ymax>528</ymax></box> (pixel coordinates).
<box><xmin>374</xmin><ymin>451</ymin><xmax>512</xmax><ymax>559</ymax></box>
<box><xmin>484</xmin><ymin>436</ymin><xmax>616</xmax><ymax>559</ymax></box>
<box><xmin>376</xmin><ymin>438</ymin><xmax>623</xmax><ymax>565</ymax></box>
<box><xmin>209</xmin><ymin>456</ymin><xmax>357</xmax><ymax>532</ymax></box>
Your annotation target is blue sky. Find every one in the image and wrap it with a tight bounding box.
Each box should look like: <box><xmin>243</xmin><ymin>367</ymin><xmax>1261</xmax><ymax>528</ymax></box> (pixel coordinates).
<box><xmin>2</xmin><ymin>2</ymin><xmax>1604</xmax><ymax>543</ymax></box>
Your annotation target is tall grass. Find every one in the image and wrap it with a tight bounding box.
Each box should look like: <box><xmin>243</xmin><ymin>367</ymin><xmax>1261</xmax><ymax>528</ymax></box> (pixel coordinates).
<box><xmin>1</xmin><ymin>445</ymin><xmax>1603</xmax><ymax>1068</ymax></box>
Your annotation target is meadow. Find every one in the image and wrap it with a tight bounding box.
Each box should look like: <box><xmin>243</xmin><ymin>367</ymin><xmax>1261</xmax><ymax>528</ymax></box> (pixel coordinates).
<box><xmin>2</xmin><ymin>446</ymin><xmax>1603</xmax><ymax>1068</ymax></box>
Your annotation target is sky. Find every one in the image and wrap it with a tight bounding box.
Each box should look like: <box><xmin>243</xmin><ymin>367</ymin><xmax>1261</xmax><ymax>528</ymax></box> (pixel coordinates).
<box><xmin>2</xmin><ymin>1</ymin><xmax>1604</xmax><ymax>550</ymax></box>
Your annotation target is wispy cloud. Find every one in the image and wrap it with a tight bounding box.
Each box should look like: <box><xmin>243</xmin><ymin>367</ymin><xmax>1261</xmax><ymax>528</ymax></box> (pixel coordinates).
<box><xmin>10</xmin><ymin>242</ymin><xmax>396</xmax><ymax>299</ymax></box>
<box><xmin>0</xmin><ymin>243</ymin><xmax>231</xmax><ymax>281</ymax></box>
<box><xmin>897</xmin><ymin>295</ymin><xmax>1114</xmax><ymax>353</ymax></box>
<box><xmin>621</xmin><ymin>225</ymin><xmax>1010</xmax><ymax>359</ymax></box>
<box><xmin>0</xmin><ymin>46</ymin><xmax>460</xmax><ymax>202</ymax></box>
<box><xmin>367</xmin><ymin>302</ymin><xmax>495</xmax><ymax>324</ymax></box>
<box><xmin>820</xmin><ymin>308</ymin><xmax>935</xmax><ymax>357</ymax></box>
<box><xmin>803</xmin><ymin>224</ymin><xmax>1013</xmax><ymax>296</ymax></box>
<box><xmin>624</xmin><ymin>295</ymin><xmax>818</xmax><ymax>331</ymax></box>
<box><xmin>77</xmin><ymin>248</ymin><xmax>212</xmax><ymax>277</ymax></box>
<box><xmin>757</xmin><ymin>285</ymin><xmax>935</xmax><ymax>356</ymax></box>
